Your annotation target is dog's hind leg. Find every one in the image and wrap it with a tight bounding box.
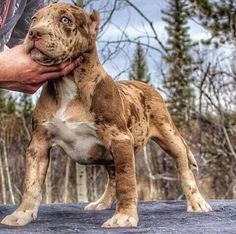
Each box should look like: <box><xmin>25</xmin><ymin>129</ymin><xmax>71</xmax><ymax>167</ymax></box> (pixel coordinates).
<box><xmin>85</xmin><ymin>164</ymin><xmax>115</xmax><ymax>210</ymax></box>
<box><xmin>150</xmin><ymin>117</ymin><xmax>212</xmax><ymax>212</ymax></box>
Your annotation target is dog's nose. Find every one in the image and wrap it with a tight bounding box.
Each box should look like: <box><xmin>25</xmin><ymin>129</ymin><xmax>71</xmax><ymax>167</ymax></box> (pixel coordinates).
<box><xmin>28</xmin><ymin>28</ymin><xmax>44</xmax><ymax>41</ymax></box>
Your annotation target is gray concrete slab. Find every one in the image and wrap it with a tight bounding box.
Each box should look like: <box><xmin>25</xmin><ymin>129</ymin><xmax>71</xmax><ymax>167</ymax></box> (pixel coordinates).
<box><xmin>0</xmin><ymin>200</ymin><xmax>235</xmax><ymax>234</ymax></box>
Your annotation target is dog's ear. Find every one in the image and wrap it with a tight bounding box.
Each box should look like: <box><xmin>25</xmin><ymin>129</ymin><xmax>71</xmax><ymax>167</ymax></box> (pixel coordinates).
<box><xmin>89</xmin><ymin>10</ymin><xmax>100</xmax><ymax>37</ymax></box>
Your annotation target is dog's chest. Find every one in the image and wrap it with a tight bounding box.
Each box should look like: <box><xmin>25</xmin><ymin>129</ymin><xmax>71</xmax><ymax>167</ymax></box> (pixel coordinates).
<box><xmin>44</xmin><ymin>78</ymin><xmax>108</xmax><ymax>164</ymax></box>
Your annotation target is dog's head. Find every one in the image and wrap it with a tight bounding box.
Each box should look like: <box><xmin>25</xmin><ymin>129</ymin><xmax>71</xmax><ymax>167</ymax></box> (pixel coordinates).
<box><xmin>24</xmin><ymin>3</ymin><xmax>100</xmax><ymax>66</ymax></box>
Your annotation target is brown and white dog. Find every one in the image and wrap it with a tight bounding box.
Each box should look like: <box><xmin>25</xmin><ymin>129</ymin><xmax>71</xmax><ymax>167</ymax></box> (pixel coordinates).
<box><xmin>1</xmin><ymin>3</ymin><xmax>211</xmax><ymax>228</ymax></box>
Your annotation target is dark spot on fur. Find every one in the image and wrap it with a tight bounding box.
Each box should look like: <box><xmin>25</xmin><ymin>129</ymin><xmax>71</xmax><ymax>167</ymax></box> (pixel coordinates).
<box><xmin>32</xmin><ymin>118</ymin><xmax>38</xmax><ymax>131</ymax></box>
<box><xmin>190</xmin><ymin>187</ymin><xmax>198</xmax><ymax>194</ymax></box>
<box><xmin>134</xmin><ymin>146</ymin><xmax>138</xmax><ymax>152</ymax></box>
<box><xmin>127</xmin><ymin>116</ymin><xmax>132</xmax><ymax>129</ymax></box>
<box><xmin>129</xmin><ymin>103</ymin><xmax>140</xmax><ymax>122</ymax></box>
<box><xmin>27</xmin><ymin>148</ymin><xmax>38</xmax><ymax>160</ymax></box>
<box><xmin>89</xmin><ymin>145</ymin><xmax>105</xmax><ymax>161</ymax></box>
<box><xmin>104</xmin><ymin>94</ymin><xmax>110</xmax><ymax>99</ymax></box>
<box><xmin>59</xmin><ymin>10</ymin><xmax>67</xmax><ymax>15</ymax></box>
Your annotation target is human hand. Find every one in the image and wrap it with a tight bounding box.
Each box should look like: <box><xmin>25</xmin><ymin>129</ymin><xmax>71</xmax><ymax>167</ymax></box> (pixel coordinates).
<box><xmin>0</xmin><ymin>45</ymin><xmax>82</xmax><ymax>93</ymax></box>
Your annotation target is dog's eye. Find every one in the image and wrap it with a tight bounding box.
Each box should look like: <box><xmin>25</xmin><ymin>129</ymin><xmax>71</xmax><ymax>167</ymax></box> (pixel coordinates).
<box><xmin>31</xmin><ymin>17</ymin><xmax>37</xmax><ymax>23</ymax></box>
<box><xmin>61</xmin><ymin>17</ymin><xmax>71</xmax><ymax>25</ymax></box>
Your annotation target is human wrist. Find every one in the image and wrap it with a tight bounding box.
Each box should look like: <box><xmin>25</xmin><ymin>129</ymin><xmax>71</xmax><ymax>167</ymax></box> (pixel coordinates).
<box><xmin>0</xmin><ymin>81</ymin><xmax>12</xmax><ymax>90</ymax></box>
<box><xmin>0</xmin><ymin>52</ymin><xmax>11</xmax><ymax>82</ymax></box>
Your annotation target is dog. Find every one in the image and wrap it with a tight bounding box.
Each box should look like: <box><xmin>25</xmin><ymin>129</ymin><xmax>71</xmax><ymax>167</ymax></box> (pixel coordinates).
<box><xmin>1</xmin><ymin>3</ymin><xmax>212</xmax><ymax>228</ymax></box>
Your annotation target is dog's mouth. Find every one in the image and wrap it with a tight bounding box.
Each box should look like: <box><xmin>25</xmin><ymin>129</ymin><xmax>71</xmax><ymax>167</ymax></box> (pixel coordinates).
<box><xmin>31</xmin><ymin>47</ymin><xmax>58</xmax><ymax>66</ymax></box>
<box><xmin>25</xmin><ymin>39</ymin><xmax>62</xmax><ymax>66</ymax></box>
<box><xmin>31</xmin><ymin>47</ymin><xmax>50</xmax><ymax>59</ymax></box>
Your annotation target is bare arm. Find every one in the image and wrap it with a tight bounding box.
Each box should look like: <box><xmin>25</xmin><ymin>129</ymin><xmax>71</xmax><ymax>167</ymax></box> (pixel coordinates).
<box><xmin>0</xmin><ymin>45</ymin><xmax>81</xmax><ymax>93</ymax></box>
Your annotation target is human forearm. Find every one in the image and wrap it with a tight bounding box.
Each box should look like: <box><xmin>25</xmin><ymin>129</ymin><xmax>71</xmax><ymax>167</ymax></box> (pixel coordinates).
<box><xmin>0</xmin><ymin>51</ymin><xmax>14</xmax><ymax>82</ymax></box>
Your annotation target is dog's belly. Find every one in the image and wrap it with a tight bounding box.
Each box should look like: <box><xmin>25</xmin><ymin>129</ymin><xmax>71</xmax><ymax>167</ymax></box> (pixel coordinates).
<box><xmin>45</xmin><ymin>118</ymin><xmax>112</xmax><ymax>165</ymax></box>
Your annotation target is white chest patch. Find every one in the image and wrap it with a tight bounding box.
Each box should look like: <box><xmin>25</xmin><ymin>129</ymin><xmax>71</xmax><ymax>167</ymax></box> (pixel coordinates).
<box><xmin>44</xmin><ymin>77</ymin><xmax>105</xmax><ymax>164</ymax></box>
<box><xmin>53</xmin><ymin>77</ymin><xmax>77</xmax><ymax>121</ymax></box>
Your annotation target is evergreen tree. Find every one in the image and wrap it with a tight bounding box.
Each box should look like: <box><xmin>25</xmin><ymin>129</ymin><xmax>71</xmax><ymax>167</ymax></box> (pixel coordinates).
<box><xmin>0</xmin><ymin>90</ymin><xmax>5</xmax><ymax>114</ymax></box>
<box><xmin>0</xmin><ymin>91</ymin><xmax>16</xmax><ymax>118</ymax></box>
<box><xmin>5</xmin><ymin>96</ymin><xmax>16</xmax><ymax>115</ymax></box>
<box><xmin>129</xmin><ymin>42</ymin><xmax>151</xmax><ymax>84</ymax></box>
<box><xmin>162</xmin><ymin>0</ymin><xmax>196</xmax><ymax>127</ymax></box>
<box><xmin>189</xmin><ymin>0</ymin><xmax>236</xmax><ymax>44</ymax></box>
<box><xmin>19</xmin><ymin>94</ymin><xmax>33</xmax><ymax>118</ymax></box>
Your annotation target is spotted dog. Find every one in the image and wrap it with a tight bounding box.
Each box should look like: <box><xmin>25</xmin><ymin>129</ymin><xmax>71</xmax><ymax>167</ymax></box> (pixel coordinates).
<box><xmin>1</xmin><ymin>3</ymin><xmax>212</xmax><ymax>228</ymax></box>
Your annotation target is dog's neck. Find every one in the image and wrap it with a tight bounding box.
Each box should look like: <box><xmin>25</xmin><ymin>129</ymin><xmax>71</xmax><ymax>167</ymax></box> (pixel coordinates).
<box><xmin>74</xmin><ymin>46</ymin><xmax>107</xmax><ymax>84</ymax></box>
<box><xmin>73</xmin><ymin>46</ymin><xmax>108</xmax><ymax>105</ymax></box>
<box><xmin>50</xmin><ymin>46</ymin><xmax>108</xmax><ymax>106</ymax></box>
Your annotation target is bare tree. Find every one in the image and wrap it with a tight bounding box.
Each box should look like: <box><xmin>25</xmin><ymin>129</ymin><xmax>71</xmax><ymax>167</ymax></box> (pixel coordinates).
<box><xmin>1</xmin><ymin>139</ymin><xmax>15</xmax><ymax>204</ymax></box>
<box><xmin>76</xmin><ymin>164</ymin><xmax>88</xmax><ymax>202</ymax></box>
<box><xmin>63</xmin><ymin>158</ymin><xmax>71</xmax><ymax>203</ymax></box>
<box><xmin>45</xmin><ymin>158</ymin><xmax>52</xmax><ymax>203</ymax></box>
<box><xmin>0</xmin><ymin>152</ymin><xmax>6</xmax><ymax>204</ymax></box>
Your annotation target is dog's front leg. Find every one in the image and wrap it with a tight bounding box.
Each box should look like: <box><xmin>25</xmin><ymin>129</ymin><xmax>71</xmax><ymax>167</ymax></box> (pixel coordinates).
<box><xmin>1</xmin><ymin>130</ymin><xmax>50</xmax><ymax>226</ymax></box>
<box><xmin>102</xmin><ymin>136</ymin><xmax>138</xmax><ymax>228</ymax></box>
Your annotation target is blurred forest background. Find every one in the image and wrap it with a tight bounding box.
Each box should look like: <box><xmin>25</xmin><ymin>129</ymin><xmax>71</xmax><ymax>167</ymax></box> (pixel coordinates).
<box><xmin>0</xmin><ymin>0</ymin><xmax>236</xmax><ymax>205</ymax></box>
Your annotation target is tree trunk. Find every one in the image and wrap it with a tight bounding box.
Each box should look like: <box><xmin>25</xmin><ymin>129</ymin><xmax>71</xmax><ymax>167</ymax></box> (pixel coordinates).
<box><xmin>92</xmin><ymin>166</ymin><xmax>98</xmax><ymax>200</ymax></box>
<box><xmin>76</xmin><ymin>163</ymin><xmax>88</xmax><ymax>202</ymax></box>
<box><xmin>2</xmin><ymin>140</ymin><xmax>15</xmax><ymax>204</ymax></box>
<box><xmin>45</xmin><ymin>157</ymin><xmax>52</xmax><ymax>203</ymax></box>
<box><xmin>0</xmin><ymin>150</ymin><xmax>6</xmax><ymax>204</ymax></box>
<box><xmin>63</xmin><ymin>157</ymin><xmax>71</xmax><ymax>203</ymax></box>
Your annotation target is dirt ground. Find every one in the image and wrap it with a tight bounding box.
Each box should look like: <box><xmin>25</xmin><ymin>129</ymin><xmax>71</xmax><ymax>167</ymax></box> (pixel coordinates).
<box><xmin>0</xmin><ymin>200</ymin><xmax>235</xmax><ymax>233</ymax></box>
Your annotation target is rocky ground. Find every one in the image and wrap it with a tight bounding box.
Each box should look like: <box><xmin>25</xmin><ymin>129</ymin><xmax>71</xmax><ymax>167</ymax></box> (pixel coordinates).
<box><xmin>0</xmin><ymin>200</ymin><xmax>235</xmax><ymax>233</ymax></box>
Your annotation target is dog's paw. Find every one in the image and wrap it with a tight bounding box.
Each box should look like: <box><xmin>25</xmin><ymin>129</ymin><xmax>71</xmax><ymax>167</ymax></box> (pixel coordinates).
<box><xmin>1</xmin><ymin>209</ymin><xmax>36</xmax><ymax>226</ymax></box>
<box><xmin>102</xmin><ymin>213</ymin><xmax>138</xmax><ymax>228</ymax></box>
<box><xmin>187</xmin><ymin>194</ymin><xmax>212</xmax><ymax>212</ymax></box>
<box><xmin>84</xmin><ymin>200</ymin><xmax>112</xmax><ymax>211</ymax></box>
